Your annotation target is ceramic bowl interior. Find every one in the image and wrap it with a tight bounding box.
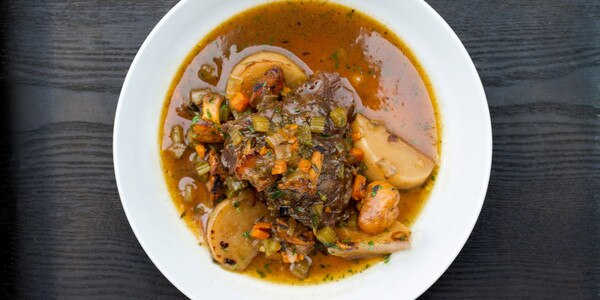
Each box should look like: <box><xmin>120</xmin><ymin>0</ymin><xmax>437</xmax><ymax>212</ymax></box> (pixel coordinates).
<box><xmin>113</xmin><ymin>0</ymin><xmax>492</xmax><ymax>299</ymax></box>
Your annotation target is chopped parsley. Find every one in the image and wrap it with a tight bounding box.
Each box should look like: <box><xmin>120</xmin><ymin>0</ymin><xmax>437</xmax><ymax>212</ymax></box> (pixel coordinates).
<box><xmin>232</xmin><ymin>201</ymin><xmax>242</xmax><ymax>213</ymax></box>
<box><xmin>269</xmin><ymin>189</ymin><xmax>283</xmax><ymax>199</ymax></box>
<box><xmin>331</xmin><ymin>50</ymin><xmax>340</xmax><ymax>69</ymax></box>
<box><xmin>384</xmin><ymin>254</ymin><xmax>391</xmax><ymax>264</ymax></box>
<box><xmin>191</xmin><ymin>115</ymin><xmax>200</xmax><ymax>124</ymax></box>
<box><xmin>242</xmin><ymin>231</ymin><xmax>250</xmax><ymax>238</ymax></box>
<box><xmin>371</xmin><ymin>185</ymin><xmax>381</xmax><ymax>197</ymax></box>
<box><xmin>257</xmin><ymin>270</ymin><xmax>266</xmax><ymax>278</ymax></box>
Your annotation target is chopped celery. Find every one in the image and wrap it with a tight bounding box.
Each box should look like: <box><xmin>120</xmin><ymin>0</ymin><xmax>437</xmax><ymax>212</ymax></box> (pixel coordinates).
<box><xmin>226</xmin><ymin>75</ymin><xmax>243</xmax><ymax>100</ymax></box>
<box><xmin>298</xmin><ymin>125</ymin><xmax>312</xmax><ymax>145</ymax></box>
<box><xmin>219</xmin><ymin>103</ymin><xmax>230</xmax><ymax>122</ymax></box>
<box><xmin>310</xmin><ymin>116</ymin><xmax>326</xmax><ymax>133</ymax></box>
<box><xmin>229</xmin><ymin>129</ymin><xmax>243</xmax><ymax>146</ymax></box>
<box><xmin>315</xmin><ymin>226</ymin><xmax>338</xmax><ymax>246</ymax></box>
<box><xmin>170</xmin><ymin>125</ymin><xmax>185</xmax><ymax>144</ymax></box>
<box><xmin>266</xmin><ymin>132</ymin><xmax>285</xmax><ymax>149</ymax></box>
<box><xmin>195</xmin><ymin>161</ymin><xmax>210</xmax><ymax>177</ymax></box>
<box><xmin>252</xmin><ymin>115</ymin><xmax>270</xmax><ymax>133</ymax></box>
<box><xmin>275</xmin><ymin>144</ymin><xmax>292</xmax><ymax>161</ymax></box>
<box><xmin>311</xmin><ymin>203</ymin><xmax>323</xmax><ymax>227</ymax></box>
<box><xmin>329</xmin><ymin>107</ymin><xmax>347</xmax><ymax>127</ymax></box>
<box><xmin>263</xmin><ymin>239</ymin><xmax>281</xmax><ymax>257</ymax></box>
<box><xmin>290</xmin><ymin>259</ymin><xmax>310</xmax><ymax>279</ymax></box>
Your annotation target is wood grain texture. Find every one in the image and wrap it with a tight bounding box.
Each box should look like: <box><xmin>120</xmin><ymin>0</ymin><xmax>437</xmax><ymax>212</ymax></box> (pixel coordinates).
<box><xmin>0</xmin><ymin>0</ymin><xmax>598</xmax><ymax>299</ymax></box>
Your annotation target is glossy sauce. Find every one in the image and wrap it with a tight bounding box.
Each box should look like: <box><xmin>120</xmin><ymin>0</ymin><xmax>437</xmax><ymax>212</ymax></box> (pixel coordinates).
<box><xmin>160</xmin><ymin>0</ymin><xmax>440</xmax><ymax>284</ymax></box>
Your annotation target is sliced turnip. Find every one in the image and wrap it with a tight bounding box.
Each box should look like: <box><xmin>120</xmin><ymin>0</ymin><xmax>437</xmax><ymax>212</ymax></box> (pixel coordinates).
<box><xmin>206</xmin><ymin>191</ymin><xmax>268</xmax><ymax>270</ymax></box>
<box><xmin>351</xmin><ymin>114</ymin><xmax>434</xmax><ymax>189</ymax></box>
<box><xmin>328</xmin><ymin>222</ymin><xmax>411</xmax><ymax>260</ymax></box>
<box><xmin>225</xmin><ymin>51</ymin><xmax>308</xmax><ymax>100</ymax></box>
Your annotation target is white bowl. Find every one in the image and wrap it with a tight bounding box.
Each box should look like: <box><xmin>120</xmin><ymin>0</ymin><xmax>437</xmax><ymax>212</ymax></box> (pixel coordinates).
<box><xmin>113</xmin><ymin>0</ymin><xmax>492</xmax><ymax>299</ymax></box>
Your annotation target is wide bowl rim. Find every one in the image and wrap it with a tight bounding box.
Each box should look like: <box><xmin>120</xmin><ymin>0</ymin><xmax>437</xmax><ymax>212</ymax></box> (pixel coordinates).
<box><xmin>113</xmin><ymin>0</ymin><xmax>492</xmax><ymax>299</ymax></box>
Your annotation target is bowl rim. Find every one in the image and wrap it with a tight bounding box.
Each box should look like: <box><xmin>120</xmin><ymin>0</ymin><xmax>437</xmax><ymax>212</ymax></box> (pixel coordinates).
<box><xmin>113</xmin><ymin>0</ymin><xmax>492</xmax><ymax>299</ymax></box>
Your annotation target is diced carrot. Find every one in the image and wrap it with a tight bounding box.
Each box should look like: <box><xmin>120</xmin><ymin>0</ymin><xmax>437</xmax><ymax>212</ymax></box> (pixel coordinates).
<box><xmin>297</xmin><ymin>159</ymin><xmax>311</xmax><ymax>173</ymax></box>
<box><xmin>259</xmin><ymin>146</ymin><xmax>270</xmax><ymax>156</ymax></box>
<box><xmin>253</xmin><ymin>222</ymin><xmax>271</xmax><ymax>230</ymax></box>
<box><xmin>348</xmin><ymin>147</ymin><xmax>364</xmax><ymax>164</ymax></box>
<box><xmin>195</xmin><ymin>143</ymin><xmax>206</xmax><ymax>158</ymax></box>
<box><xmin>250</xmin><ymin>228</ymin><xmax>270</xmax><ymax>240</ymax></box>
<box><xmin>230</xmin><ymin>92</ymin><xmax>250</xmax><ymax>112</ymax></box>
<box><xmin>351</xmin><ymin>131</ymin><xmax>362</xmax><ymax>142</ymax></box>
<box><xmin>290</xmin><ymin>140</ymin><xmax>299</xmax><ymax>151</ymax></box>
<box><xmin>271</xmin><ymin>159</ymin><xmax>288</xmax><ymax>175</ymax></box>
<box><xmin>324</xmin><ymin>206</ymin><xmax>332</xmax><ymax>213</ymax></box>
<box><xmin>309</xmin><ymin>150</ymin><xmax>323</xmax><ymax>182</ymax></box>
<box><xmin>284</xmin><ymin>124</ymin><xmax>298</xmax><ymax>136</ymax></box>
<box><xmin>352</xmin><ymin>175</ymin><xmax>367</xmax><ymax>201</ymax></box>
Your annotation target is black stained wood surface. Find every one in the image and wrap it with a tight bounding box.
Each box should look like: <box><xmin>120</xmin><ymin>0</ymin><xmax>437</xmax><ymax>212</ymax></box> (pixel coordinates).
<box><xmin>0</xmin><ymin>0</ymin><xmax>598</xmax><ymax>298</ymax></box>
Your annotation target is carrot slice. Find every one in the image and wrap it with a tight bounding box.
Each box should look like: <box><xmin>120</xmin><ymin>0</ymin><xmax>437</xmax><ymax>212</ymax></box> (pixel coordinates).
<box><xmin>271</xmin><ymin>159</ymin><xmax>288</xmax><ymax>175</ymax></box>
<box><xmin>297</xmin><ymin>159</ymin><xmax>311</xmax><ymax>173</ymax></box>
<box><xmin>250</xmin><ymin>228</ymin><xmax>270</xmax><ymax>240</ymax></box>
<box><xmin>348</xmin><ymin>147</ymin><xmax>364</xmax><ymax>164</ymax></box>
<box><xmin>352</xmin><ymin>175</ymin><xmax>367</xmax><ymax>201</ymax></box>
<box><xmin>351</xmin><ymin>131</ymin><xmax>362</xmax><ymax>142</ymax></box>
<box><xmin>253</xmin><ymin>222</ymin><xmax>271</xmax><ymax>230</ymax></box>
<box><xmin>195</xmin><ymin>143</ymin><xmax>206</xmax><ymax>158</ymax></box>
<box><xmin>259</xmin><ymin>146</ymin><xmax>270</xmax><ymax>156</ymax></box>
<box><xmin>230</xmin><ymin>92</ymin><xmax>250</xmax><ymax>112</ymax></box>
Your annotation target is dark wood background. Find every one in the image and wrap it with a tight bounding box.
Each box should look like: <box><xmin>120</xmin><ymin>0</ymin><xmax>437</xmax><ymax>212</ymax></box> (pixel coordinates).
<box><xmin>1</xmin><ymin>0</ymin><xmax>598</xmax><ymax>298</ymax></box>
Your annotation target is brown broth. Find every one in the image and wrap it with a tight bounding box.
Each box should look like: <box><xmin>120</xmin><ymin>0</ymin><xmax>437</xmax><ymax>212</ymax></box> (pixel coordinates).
<box><xmin>159</xmin><ymin>0</ymin><xmax>441</xmax><ymax>284</ymax></box>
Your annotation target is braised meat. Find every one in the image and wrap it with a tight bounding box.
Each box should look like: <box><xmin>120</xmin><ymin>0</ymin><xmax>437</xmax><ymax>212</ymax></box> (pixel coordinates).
<box><xmin>221</xmin><ymin>72</ymin><xmax>357</xmax><ymax>228</ymax></box>
<box><xmin>250</xmin><ymin>66</ymin><xmax>285</xmax><ymax>109</ymax></box>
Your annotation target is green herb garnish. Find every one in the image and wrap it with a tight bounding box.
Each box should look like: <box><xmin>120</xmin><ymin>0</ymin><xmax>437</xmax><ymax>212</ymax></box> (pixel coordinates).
<box><xmin>269</xmin><ymin>189</ymin><xmax>283</xmax><ymax>199</ymax></box>
<box><xmin>371</xmin><ymin>185</ymin><xmax>381</xmax><ymax>197</ymax></box>
<box><xmin>331</xmin><ymin>50</ymin><xmax>340</xmax><ymax>69</ymax></box>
